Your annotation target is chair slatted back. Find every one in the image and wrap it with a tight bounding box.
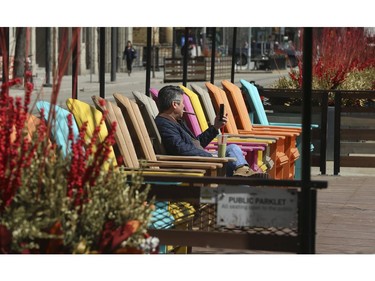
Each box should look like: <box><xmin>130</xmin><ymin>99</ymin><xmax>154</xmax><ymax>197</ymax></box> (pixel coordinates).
<box><xmin>92</xmin><ymin>96</ymin><xmax>139</xmax><ymax>168</ymax></box>
<box><xmin>113</xmin><ymin>93</ymin><xmax>158</xmax><ymax>162</ymax></box>
<box><xmin>66</xmin><ymin>98</ymin><xmax>117</xmax><ymax>167</ymax></box>
<box><xmin>205</xmin><ymin>82</ymin><xmax>239</xmax><ymax>134</ymax></box>
<box><xmin>190</xmin><ymin>83</ymin><xmax>216</xmax><ymax>126</ymax></box>
<box><xmin>179</xmin><ymin>85</ymin><xmax>209</xmax><ymax>132</ymax></box>
<box><xmin>132</xmin><ymin>91</ymin><xmax>166</xmax><ymax>155</ymax></box>
<box><xmin>36</xmin><ymin>101</ymin><xmax>79</xmax><ymax>157</ymax></box>
<box><xmin>221</xmin><ymin>80</ymin><xmax>255</xmax><ymax>131</ymax></box>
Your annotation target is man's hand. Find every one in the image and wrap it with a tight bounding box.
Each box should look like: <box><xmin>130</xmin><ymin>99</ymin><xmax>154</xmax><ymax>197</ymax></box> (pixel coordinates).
<box><xmin>213</xmin><ymin>114</ymin><xmax>228</xmax><ymax>130</ymax></box>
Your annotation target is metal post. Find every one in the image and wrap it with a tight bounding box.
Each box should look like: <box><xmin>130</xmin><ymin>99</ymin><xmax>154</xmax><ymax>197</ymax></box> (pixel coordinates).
<box><xmin>247</xmin><ymin>27</ymin><xmax>252</xmax><ymax>70</ymax></box>
<box><xmin>44</xmin><ymin>27</ymin><xmax>52</xmax><ymax>87</ymax></box>
<box><xmin>1</xmin><ymin>27</ymin><xmax>9</xmax><ymax>84</ymax></box>
<box><xmin>231</xmin><ymin>27</ymin><xmax>237</xmax><ymax>83</ymax></box>
<box><xmin>110</xmin><ymin>27</ymin><xmax>117</xmax><ymax>82</ymax></box>
<box><xmin>210</xmin><ymin>27</ymin><xmax>216</xmax><ymax>84</ymax></box>
<box><xmin>202</xmin><ymin>27</ymin><xmax>207</xmax><ymax>55</ymax></box>
<box><xmin>320</xmin><ymin>92</ymin><xmax>328</xmax><ymax>175</ymax></box>
<box><xmin>299</xmin><ymin>27</ymin><xmax>315</xmax><ymax>254</ymax></box>
<box><xmin>52</xmin><ymin>28</ymin><xmax>56</xmax><ymax>85</ymax></box>
<box><xmin>72</xmin><ymin>27</ymin><xmax>80</xmax><ymax>99</ymax></box>
<box><xmin>182</xmin><ymin>27</ymin><xmax>189</xmax><ymax>87</ymax></box>
<box><xmin>145</xmin><ymin>27</ymin><xmax>152</xmax><ymax>97</ymax></box>
<box><xmin>172</xmin><ymin>27</ymin><xmax>176</xmax><ymax>59</ymax></box>
<box><xmin>334</xmin><ymin>91</ymin><xmax>341</xmax><ymax>175</ymax></box>
<box><xmin>90</xmin><ymin>27</ymin><xmax>94</xmax><ymax>83</ymax></box>
<box><xmin>99</xmin><ymin>27</ymin><xmax>105</xmax><ymax>98</ymax></box>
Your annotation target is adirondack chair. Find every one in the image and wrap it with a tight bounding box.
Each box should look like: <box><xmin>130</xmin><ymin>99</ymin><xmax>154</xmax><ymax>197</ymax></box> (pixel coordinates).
<box><xmin>239</xmin><ymin>79</ymin><xmax>318</xmax><ymax>179</ymax></box>
<box><xmin>240</xmin><ymin>79</ymin><xmax>319</xmax><ymax>131</ymax></box>
<box><xmin>135</xmin><ymin>90</ymin><xmax>262</xmax><ymax>167</ymax></box>
<box><xmin>151</xmin><ymin>87</ymin><xmax>202</xmax><ymax>137</ymax></box>
<box><xmin>9</xmin><ymin>113</ymin><xmax>43</xmax><ymax>142</ymax></box>
<box><xmin>220</xmin><ymin>80</ymin><xmax>301</xmax><ymax>180</ymax></box>
<box><xmin>92</xmin><ymin>95</ymin><xmax>223</xmax><ymax>174</ymax></box>
<box><xmin>222</xmin><ymin>80</ymin><xmax>302</xmax><ymax>133</ymax></box>
<box><xmin>189</xmin><ymin>83</ymin><xmax>278</xmax><ymax>172</ymax></box>
<box><xmin>36</xmin><ymin>101</ymin><xmax>80</xmax><ymax>157</ymax></box>
<box><xmin>205</xmin><ymin>82</ymin><xmax>298</xmax><ymax>180</ymax></box>
<box><xmin>178</xmin><ymin>85</ymin><xmax>271</xmax><ymax>173</ymax></box>
<box><xmin>100</xmin><ymin>94</ymin><xmax>229</xmax><ymax>253</ymax></box>
<box><xmin>112</xmin><ymin>93</ymin><xmax>233</xmax><ymax>177</ymax></box>
<box><xmin>66</xmin><ymin>98</ymin><xmax>208</xmax><ymax>243</ymax></box>
<box><xmin>67</xmin><ymin>97</ymin><xmax>218</xmax><ymax>176</ymax></box>
<box><xmin>24</xmin><ymin>114</ymin><xmax>43</xmax><ymax>140</ymax></box>
<box><xmin>93</xmin><ymin>98</ymin><xmax>204</xmax><ymax>233</ymax></box>
<box><xmin>132</xmin><ymin>91</ymin><xmax>166</xmax><ymax>155</ymax></box>
<box><xmin>148</xmin><ymin>88</ymin><xmax>241</xmax><ymax>152</ymax></box>
<box><xmin>190</xmin><ymin>83</ymin><xmax>217</xmax><ymax>127</ymax></box>
<box><xmin>147</xmin><ymin>88</ymin><xmax>268</xmax><ymax>173</ymax></box>
<box><xmin>149</xmin><ymin>88</ymin><xmax>159</xmax><ymax>103</ymax></box>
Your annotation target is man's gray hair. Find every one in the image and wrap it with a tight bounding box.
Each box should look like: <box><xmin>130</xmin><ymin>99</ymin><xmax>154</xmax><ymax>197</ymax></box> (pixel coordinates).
<box><xmin>157</xmin><ymin>85</ymin><xmax>184</xmax><ymax>113</ymax></box>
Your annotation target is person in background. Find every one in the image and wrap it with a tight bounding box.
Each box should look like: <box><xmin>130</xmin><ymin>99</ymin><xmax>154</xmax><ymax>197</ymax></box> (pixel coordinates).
<box><xmin>123</xmin><ymin>40</ymin><xmax>137</xmax><ymax>76</ymax></box>
<box><xmin>154</xmin><ymin>85</ymin><xmax>268</xmax><ymax>178</ymax></box>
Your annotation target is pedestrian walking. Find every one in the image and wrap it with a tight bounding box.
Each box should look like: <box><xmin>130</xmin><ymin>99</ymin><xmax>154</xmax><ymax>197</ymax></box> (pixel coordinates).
<box><xmin>123</xmin><ymin>40</ymin><xmax>137</xmax><ymax>76</ymax></box>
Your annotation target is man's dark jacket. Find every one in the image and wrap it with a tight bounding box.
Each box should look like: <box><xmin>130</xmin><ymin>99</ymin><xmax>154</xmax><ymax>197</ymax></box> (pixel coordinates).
<box><xmin>155</xmin><ymin>115</ymin><xmax>218</xmax><ymax>157</ymax></box>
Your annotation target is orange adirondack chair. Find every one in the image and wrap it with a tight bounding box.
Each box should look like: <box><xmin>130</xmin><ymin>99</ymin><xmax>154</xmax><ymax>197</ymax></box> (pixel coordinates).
<box><xmin>220</xmin><ymin>80</ymin><xmax>301</xmax><ymax>180</ymax></box>
<box><xmin>205</xmin><ymin>82</ymin><xmax>299</xmax><ymax>180</ymax></box>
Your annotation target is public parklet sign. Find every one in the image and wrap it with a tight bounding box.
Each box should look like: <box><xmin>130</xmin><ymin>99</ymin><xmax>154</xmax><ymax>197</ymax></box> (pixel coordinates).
<box><xmin>215</xmin><ymin>185</ymin><xmax>298</xmax><ymax>228</ymax></box>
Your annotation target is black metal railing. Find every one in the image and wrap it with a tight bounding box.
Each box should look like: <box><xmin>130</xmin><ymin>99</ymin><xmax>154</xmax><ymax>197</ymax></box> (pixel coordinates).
<box><xmin>258</xmin><ymin>88</ymin><xmax>375</xmax><ymax>175</ymax></box>
<box><xmin>144</xmin><ymin>175</ymin><xmax>327</xmax><ymax>253</ymax></box>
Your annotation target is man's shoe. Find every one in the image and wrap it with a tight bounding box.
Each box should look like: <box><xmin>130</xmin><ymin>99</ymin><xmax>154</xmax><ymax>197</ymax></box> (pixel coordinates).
<box><xmin>233</xmin><ymin>166</ymin><xmax>269</xmax><ymax>178</ymax></box>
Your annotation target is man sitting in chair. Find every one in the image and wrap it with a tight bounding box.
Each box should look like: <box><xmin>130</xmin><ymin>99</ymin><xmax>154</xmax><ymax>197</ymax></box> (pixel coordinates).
<box><xmin>154</xmin><ymin>85</ymin><xmax>268</xmax><ymax>178</ymax></box>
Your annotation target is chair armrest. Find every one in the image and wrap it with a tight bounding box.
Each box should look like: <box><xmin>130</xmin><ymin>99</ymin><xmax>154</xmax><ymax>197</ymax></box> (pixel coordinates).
<box><xmin>144</xmin><ymin>160</ymin><xmax>223</xmax><ymax>169</ymax></box>
<box><xmin>123</xmin><ymin>167</ymin><xmax>206</xmax><ymax>175</ymax></box>
<box><xmin>238</xmin><ymin>129</ymin><xmax>299</xmax><ymax>137</ymax></box>
<box><xmin>269</xmin><ymin>122</ymin><xmax>319</xmax><ymax>129</ymax></box>
<box><xmin>155</xmin><ymin>155</ymin><xmax>236</xmax><ymax>163</ymax></box>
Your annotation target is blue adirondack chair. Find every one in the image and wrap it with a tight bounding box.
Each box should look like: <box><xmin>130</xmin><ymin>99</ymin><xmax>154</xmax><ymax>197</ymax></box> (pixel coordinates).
<box><xmin>36</xmin><ymin>101</ymin><xmax>80</xmax><ymax>157</ymax></box>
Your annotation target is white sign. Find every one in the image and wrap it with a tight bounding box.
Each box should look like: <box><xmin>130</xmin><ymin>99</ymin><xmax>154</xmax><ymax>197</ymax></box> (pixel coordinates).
<box><xmin>216</xmin><ymin>185</ymin><xmax>298</xmax><ymax>228</ymax></box>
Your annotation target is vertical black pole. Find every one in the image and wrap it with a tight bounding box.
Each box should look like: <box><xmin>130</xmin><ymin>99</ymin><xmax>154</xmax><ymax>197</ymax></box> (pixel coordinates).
<box><xmin>111</xmin><ymin>27</ymin><xmax>117</xmax><ymax>82</ymax></box>
<box><xmin>333</xmin><ymin>91</ymin><xmax>341</xmax><ymax>175</ymax></box>
<box><xmin>72</xmin><ymin>27</ymin><xmax>79</xmax><ymax>99</ymax></box>
<box><xmin>210</xmin><ymin>27</ymin><xmax>216</xmax><ymax>84</ymax></box>
<box><xmin>145</xmin><ymin>27</ymin><xmax>152</xmax><ymax>97</ymax></box>
<box><xmin>299</xmin><ymin>27</ymin><xmax>315</xmax><ymax>254</ymax></box>
<box><xmin>1</xmin><ymin>27</ymin><xmax>9</xmax><ymax>84</ymax></box>
<box><xmin>182</xmin><ymin>27</ymin><xmax>189</xmax><ymax>87</ymax></box>
<box><xmin>320</xmin><ymin>92</ymin><xmax>328</xmax><ymax>175</ymax></box>
<box><xmin>99</xmin><ymin>27</ymin><xmax>105</xmax><ymax>98</ymax></box>
<box><xmin>231</xmin><ymin>27</ymin><xmax>237</xmax><ymax>83</ymax></box>
<box><xmin>172</xmin><ymin>27</ymin><xmax>176</xmax><ymax>59</ymax></box>
<box><xmin>44</xmin><ymin>27</ymin><xmax>52</xmax><ymax>87</ymax></box>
